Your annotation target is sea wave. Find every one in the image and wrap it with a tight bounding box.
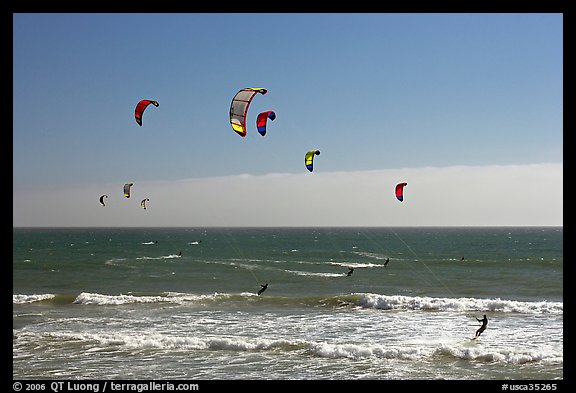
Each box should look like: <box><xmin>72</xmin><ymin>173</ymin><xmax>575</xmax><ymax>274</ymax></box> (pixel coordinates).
<box><xmin>13</xmin><ymin>291</ymin><xmax>563</xmax><ymax>314</ymax></box>
<box><xmin>14</xmin><ymin>329</ymin><xmax>562</xmax><ymax>366</ymax></box>
<box><xmin>13</xmin><ymin>294</ymin><xmax>55</xmax><ymax>304</ymax></box>
<box><xmin>135</xmin><ymin>255</ymin><xmax>181</xmax><ymax>260</ymax></box>
<box><xmin>357</xmin><ymin>293</ymin><xmax>563</xmax><ymax>314</ymax></box>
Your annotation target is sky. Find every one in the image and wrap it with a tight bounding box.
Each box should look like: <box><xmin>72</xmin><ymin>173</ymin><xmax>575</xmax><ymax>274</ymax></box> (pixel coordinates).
<box><xmin>12</xmin><ymin>13</ymin><xmax>563</xmax><ymax>227</ymax></box>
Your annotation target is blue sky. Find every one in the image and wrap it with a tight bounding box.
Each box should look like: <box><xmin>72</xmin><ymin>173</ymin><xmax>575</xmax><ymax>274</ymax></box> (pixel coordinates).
<box><xmin>13</xmin><ymin>13</ymin><xmax>563</xmax><ymax>227</ymax></box>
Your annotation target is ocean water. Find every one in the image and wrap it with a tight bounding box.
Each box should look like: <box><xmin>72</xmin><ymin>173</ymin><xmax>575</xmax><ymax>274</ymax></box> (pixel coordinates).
<box><xmin>13</xmin><ymin>227</ymin><xmax>563</xmax><ymax>381</ymax></box>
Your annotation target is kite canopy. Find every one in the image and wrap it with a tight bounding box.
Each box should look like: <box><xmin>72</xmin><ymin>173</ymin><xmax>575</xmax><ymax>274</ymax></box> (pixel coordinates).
<box><xmin>395</xmin><ymin>182</ymin><xmax>407</xmax><ymax>202</ymax></box>
<box><xmin>141</xmin><ymin>198</ymin><xmax>149</xmax><ymax>210</ymax></box>
<box><xmin>135</xmin><ymin>100</ymin><xmax>159</xmax><ymax>126</ymax></box>
<box><xmin>256</xmin><ymin>111</ymin><xmax>276</xmax><ymax>136</ymax></box>
<box><xmin>99</xmin><ymin>195</ymin><xmax>108</xmax><ymax>206</ymax></box>
<box><xmin>229</xmin><ymin>88</ymin><xmax>267</xmax><ymax>137</ymax></box>
<box><xmin>124</xmin><ymin>183</ymin><xmax>133</xmax><ymax>198</ymax></box>
<box><xmin>305</xmin><ymin>150</ymin><xmax>321</xmax><ymax>172</ymax></box>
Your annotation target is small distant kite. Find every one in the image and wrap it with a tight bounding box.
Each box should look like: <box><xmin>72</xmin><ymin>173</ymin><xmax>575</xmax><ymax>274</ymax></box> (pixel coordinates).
<box><xmin>305</xmin><ymin>150</ymin><xmax>321</xmax><ymax>172</ymax></box>
<box><xmin>141</xmin><ymin>198</ymin><xmax>150</xmax><ymax>210</ymax></box>
<box><xmin>256</xmin><ymin>111</ymin><xmax>276</xmax><ymax>136</ymax></box>
<box><xmin>124</xmin><ymin>183</ymin><xmax>133</xmax><ymax>198</ymax></box>
<box><xmin>99</xmin><ymin>195</ymin><xmax>108</xmax><ymax>206</ymax></box>
<box><xmin>135</xmin><ymin>99</ymin><xmax>159</xmax><ymax>126</ymax></box>
<box><xmin>395</xmin><ymin>182</ymin><xmax>407</xmax><ymax>202</ymax></box>
<box><xmin>229</xmin><ymin>88</ymin><xmax>268</xmax><ymax>137</ymax></box>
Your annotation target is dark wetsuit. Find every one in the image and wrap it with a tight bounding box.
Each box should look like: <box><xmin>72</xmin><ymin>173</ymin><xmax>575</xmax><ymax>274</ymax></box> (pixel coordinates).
<box><xmin>257</xmin><ymin>284</ymin><xmax>268</xmax><ymax>296</ymax></box>
<box><xmin>475</xmin><ymin>315</ymin><xmax>488</xmax><ymax>338</ymax></box>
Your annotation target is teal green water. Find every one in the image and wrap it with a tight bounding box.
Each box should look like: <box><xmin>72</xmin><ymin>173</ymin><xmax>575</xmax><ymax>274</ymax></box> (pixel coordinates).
<box><xmin>13</xmin><ymin>227</ymin><xmax>563</xmax><ymax>380</ymax></box>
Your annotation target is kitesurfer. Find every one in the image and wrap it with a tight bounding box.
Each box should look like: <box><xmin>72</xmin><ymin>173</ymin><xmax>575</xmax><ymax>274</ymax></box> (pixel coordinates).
<box><xmin>346</xmin><ymin>267</ymin><xmax>354</xmax><ymax>276</ymax></box>
<box><xmin>384</xmin><ymin>258</ymin><xmax>389</xmax><ymax>267</ymax></box>
<box><xmin>257</xmin><ymin>283</ymin><xmax>268</xmax><ymax>296</ymax></box>
<box><xmin>178</xmin><ymin>251</ymin><xmax>182</xmax><ymax>256</ymax></box>
<box><xmin>474</xmin><ymin>315</ymin><xmax>488</xmax><ymax>339</ymax></box>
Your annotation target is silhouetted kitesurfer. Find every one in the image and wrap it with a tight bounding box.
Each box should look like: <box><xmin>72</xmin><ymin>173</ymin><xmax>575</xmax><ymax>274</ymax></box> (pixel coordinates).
<box><xmin>384</xmin><ymin>258</ymin><xmax>389</xmax><ymax>267</ymax></box>
<box><xmin>178</xmin><ymin>250</ymin><xmax>182</xmax><ymax>256</ymax></box>
<box><xmin>257</xmin><ymin>283</ymin><xmax>268</xmax><ymax>296</ymax></box>
<box><xmin>346</xmin><ymin>267</ymin><xmax>354</xmax><ymax>276</ymax></box>
<box><xmin>473</xmin><ymin>314</ymin><xmax>488</xmax><ymax>339</ymax></box>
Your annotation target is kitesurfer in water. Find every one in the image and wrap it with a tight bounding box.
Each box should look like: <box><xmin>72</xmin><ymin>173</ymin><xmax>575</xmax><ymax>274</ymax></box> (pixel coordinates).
<box><xmin>384</xmin><ymin>258</ymin><xmax>390</xmax><ymax>267</ymax></box>
<box><xmin>257</xmin><ymin>283</ymin><xmax>268</xmax><ymax>296</ymax></box>
<box><xmin>178</xmin><ymin>251</ymin><xmax>182</xmax><ymax>256</ymax></box>
<box><xmin>474</xmin><ymin>314</ymin><xmax>488</xmax><ymax>339</ymax></box>
<box><xmin>346</xmin><ymin>267</ymin><xmax>354</xmax><ymax>276</ymax></box>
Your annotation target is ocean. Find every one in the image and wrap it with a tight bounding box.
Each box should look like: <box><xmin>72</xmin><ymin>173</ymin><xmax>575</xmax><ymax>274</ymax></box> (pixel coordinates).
<box><xmin>13</xmin><ymin>227</ymin><xmax>563</xmax><ymax>383</ymax></box>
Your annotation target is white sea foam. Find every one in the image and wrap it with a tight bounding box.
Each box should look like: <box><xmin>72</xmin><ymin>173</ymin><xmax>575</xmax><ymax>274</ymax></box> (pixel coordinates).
<box><xmin>72</xmin><ymin>292</ymin><xmax>173</xmax><ymax>305</ymax></box>
<box><xmin>70</xmin><ymin>291</ymin><xmax>258</xmax><ymax>305</ymax></box>
<box><xmin>135</xmin><ymin>254</ymin><xmax>181</xmax><ymax>260</ymax></box>
<box><xmin>13</xmin><ymin>294</ymin><xmax>55</xmax><ymax>304</ymax></box>
<box><xmin>328</xmin><ymin>261</ymin><xmax>385</xmax><ymax>268</ymax></box>
<box><xmin>15</xmin><ymin>329</ymin><xmax>562</xmax><ymax>366</ymax></box>
<box><xmin>357</xmin><ymin>293</ymin><xmax>563</xmax><ymax>314</ymax></box>
<box><xmin>284</xmin><ymin>269</ymin><xmax>345</xmax><ymax>277</ymax></box>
